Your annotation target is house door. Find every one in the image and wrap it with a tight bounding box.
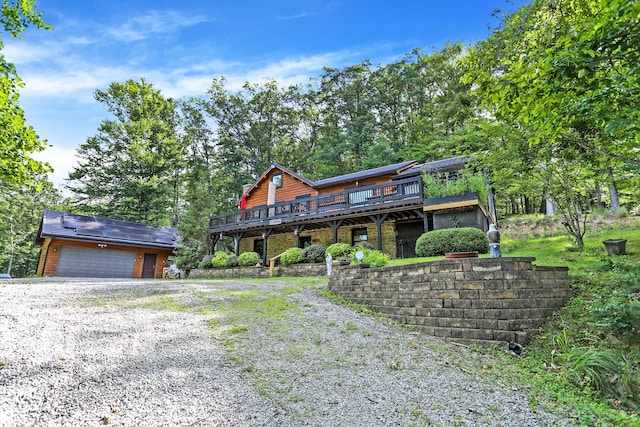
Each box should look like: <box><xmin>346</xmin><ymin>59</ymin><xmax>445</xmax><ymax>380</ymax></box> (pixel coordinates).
<box><xmin>142</xmin><ymin>253</ymin><xmax>157</xmax><ymax>278</ymax></box>
<box><xmin>396</xmin><ymin>221</ymin><xmax>423</xmax><ymax>259</ymax></box>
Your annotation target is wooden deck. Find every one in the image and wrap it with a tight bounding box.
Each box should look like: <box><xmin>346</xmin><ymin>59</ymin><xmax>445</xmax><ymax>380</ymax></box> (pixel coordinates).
<box><xmin>209</xmin><ymin>176</ymin><xmax>424</xmax><ymax>235</ymax></box>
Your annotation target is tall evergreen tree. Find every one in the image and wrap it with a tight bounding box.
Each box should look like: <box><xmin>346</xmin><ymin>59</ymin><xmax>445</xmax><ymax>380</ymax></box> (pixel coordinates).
<box><xmin>67</xmin><ymin>79</ymin><xmax>185</xmax><ymax>225</ymax></box>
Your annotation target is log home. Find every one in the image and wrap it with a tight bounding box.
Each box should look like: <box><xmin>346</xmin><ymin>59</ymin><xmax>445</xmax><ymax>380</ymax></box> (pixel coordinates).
<box><xmin>209</xmin><ymin>156</ymin><xmax>496</xmax><ymax>263</ymax></box>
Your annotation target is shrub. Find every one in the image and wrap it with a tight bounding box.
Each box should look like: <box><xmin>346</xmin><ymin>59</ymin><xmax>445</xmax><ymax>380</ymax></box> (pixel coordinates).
<box><xmin>198</xmin><ymin>254</ymin><xmax>215</xmax><ymax>269</ymax></box>
<box><xmin>238</xmin><ymin>251</ymin><xmax>261</xmax><ymax>266</ymax></box>
<box><xmin>302</xmin><ymin>244</ymin><xmax>328</xmax><ymax>263</ymax></box>
<box><xmin>325</xmin><ymin>243</ymin><xmax>352</xmax><ymax>259</ymax></box>
<box><xmin>351</xmin><ymin>248</ymin><xmax>390</xmax><ymax>267</ymax></box>
<box><xmin>210</xmin><ymin>252</ymin><xmax>231</xmax><ymax>268</ymax></box>
<box><xmin>281</xmin><ymin>247</ymin><xmax>304</xmax><ymax>266</ymax></box>
<box><xmin>226</xmin><ymin>255</ymin><xmax>239</xmax><ymax>268</ymax></box>
<box><xmin>415</xmin><ymin>227</ymin><xmax>489</xmax><ymax>257</ymax></box>
<box><xmin>353</xmin><ymin>241</ymin><xmax>375</xmax><ymax>251</ymax></box>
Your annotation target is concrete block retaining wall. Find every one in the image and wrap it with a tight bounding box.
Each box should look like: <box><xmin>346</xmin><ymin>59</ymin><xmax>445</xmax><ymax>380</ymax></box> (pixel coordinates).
<box><xmin>328</xmin><ymin>257</ymin><xmax>571</xmax><ymax>347</ymax></box>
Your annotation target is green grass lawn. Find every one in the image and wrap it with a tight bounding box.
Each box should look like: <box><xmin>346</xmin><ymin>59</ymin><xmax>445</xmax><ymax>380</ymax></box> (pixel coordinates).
<box><xmin>387</xmin><ymin>216</ymin><xmax>640</xmax><ymax>425</ymax></box>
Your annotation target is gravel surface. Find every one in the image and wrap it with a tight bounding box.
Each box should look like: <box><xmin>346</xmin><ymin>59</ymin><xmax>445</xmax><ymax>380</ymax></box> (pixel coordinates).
<box><xmin>0</xmin><ymin>278</ymin><xmax>570</xmax><ymax>426</ymax></box>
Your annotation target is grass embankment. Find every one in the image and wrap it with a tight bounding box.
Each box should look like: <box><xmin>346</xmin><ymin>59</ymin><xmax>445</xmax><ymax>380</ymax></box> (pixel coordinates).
<box><xmin>477</xmin><ymin>215</ymin><xmax>640</xmax><ymax>425</ymax></box>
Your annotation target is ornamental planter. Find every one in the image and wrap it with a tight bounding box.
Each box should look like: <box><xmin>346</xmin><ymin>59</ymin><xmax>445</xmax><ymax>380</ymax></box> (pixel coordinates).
<box><xmin>423</xmin><ymin>192</ymin><xmax>479</xmax><ymax>207</ymax></box>
<box><xmin>445</xmin><ymin>251</ymin><xmax>479</xmax><ymax>259</ymax></box>
<box><xmin>602</xmin><ymin>239</ymin><xmax>627</xmax><ymax>256</ymax></box>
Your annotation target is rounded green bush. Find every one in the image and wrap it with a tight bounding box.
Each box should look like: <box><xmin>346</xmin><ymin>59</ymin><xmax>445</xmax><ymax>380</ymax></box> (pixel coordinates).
<box><xmin>325</xmin><ymin>243</ymin><xmax>353</xmax><ymax>259</ymax></box>
<box><xmin>226</xmin><ymin>255</ymin><xmax>239</xmax><ymax>268</ymax></box>
<box><xmin>350</xmin><ymin>248</ymin><xmax>390</xmax><ymax>267</ymax></box>
<box><xmin>198</xmin><ymin>254</ymin><xmax>214</xmax><ymax>269</ymax></box>
<box><xmin>302</xmin><ymin>244</ymin><xmax>328</xmax><ymax>263</ymax></box>
<box><xmin>281</xmin><ymin>247</ymin><xmax>304</xmax><ymax>266</ymax></box>
<box><xmin>238</xmin><ymin>251</ymin><xmax>261</xmax><ymax>266</ymax></box>
<box><xmin>211</xmin><ymin>251</ymin><xmax>231</xmax><ymax>268</ymax></box>
<box><xmin>415</xmin><ymin>227</ymin><xmax>489</xmax><ymax>257</ymax></box>
<box><xmin>353</xmin><ymin>241</ymin><xmax>375</xmax><ymax>251</ymax></box>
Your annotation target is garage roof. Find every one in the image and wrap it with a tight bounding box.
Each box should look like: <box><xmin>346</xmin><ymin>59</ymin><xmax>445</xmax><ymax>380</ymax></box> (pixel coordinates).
<box><xmin>37</xmin><ymin>210</ymin><xmax>180</xmax><ymax>249</ymax></box>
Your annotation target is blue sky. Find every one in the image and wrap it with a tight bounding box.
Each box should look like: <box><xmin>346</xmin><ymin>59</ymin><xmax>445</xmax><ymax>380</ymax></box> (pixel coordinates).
<box><xmin>6</xmin><ymin>1</ymin><xmax>523</xmax><ymax>192</ymax></box>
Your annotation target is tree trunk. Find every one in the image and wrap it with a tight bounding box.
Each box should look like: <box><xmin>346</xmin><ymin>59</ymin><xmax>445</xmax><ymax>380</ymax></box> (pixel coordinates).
<box><xmin>607</xmin><ymin>168</ymin><xmax>621</xmax><ymax>214</ymax></box>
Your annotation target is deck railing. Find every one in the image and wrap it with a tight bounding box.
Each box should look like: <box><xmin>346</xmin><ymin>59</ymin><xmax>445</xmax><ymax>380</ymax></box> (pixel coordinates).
<box><xmin>210</xmin><ymin>176</ymin><xmax>423</xmax><ymax>230</ymax></box>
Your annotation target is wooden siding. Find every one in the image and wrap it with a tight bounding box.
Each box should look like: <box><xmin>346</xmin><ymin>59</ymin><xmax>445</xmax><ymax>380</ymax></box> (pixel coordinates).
<box><xmin>316</xmin><ymin>174</ymin><xmax>394</xmax><ymax>195</ymax></box>
<box><xmin>246</xmin><ymin>168</ymin><xmax>315</xmax><ymax>209</ymax></box>
<box><xmin>40</xmin><ymin>238</ymin><xmax>173</xmax><ymax>278</ymax></box>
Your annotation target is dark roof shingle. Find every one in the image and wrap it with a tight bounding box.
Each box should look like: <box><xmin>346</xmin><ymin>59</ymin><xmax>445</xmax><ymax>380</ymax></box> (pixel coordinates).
<box><xmin>314</xmin><ymin>161</ymin><xmax>417</xmax><ymax>188</ymax></box>
<box><xmin>38</xmin><ymin>210</ymin><xmax>179</xmax><ymax>249</ymax></box>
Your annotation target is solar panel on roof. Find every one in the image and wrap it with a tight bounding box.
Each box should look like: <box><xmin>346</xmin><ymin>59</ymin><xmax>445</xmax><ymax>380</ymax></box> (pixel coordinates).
<box><xmin>55</xmin><ymin>211</ymin><xmax>177</xmax><ymax>247</ymax></box>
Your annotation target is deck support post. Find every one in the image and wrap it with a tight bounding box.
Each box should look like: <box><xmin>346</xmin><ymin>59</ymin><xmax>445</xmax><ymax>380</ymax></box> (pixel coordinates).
<box><xmin>261</xmin><ymin>229</ymin><xmax>273</xmax><ymax>266</ymax></box>
<box><xmin>232</xmin><ymin>232</ymin><xmax>244</xmax><ymax>256</ymax></box>
<box><xmin>369</xmin><ymin>214</ymin><xmax>389</xmax><ymax>251</ymax></box>
<box><xmin>211</xmin><ymin>233</ymin><xmax>221</xmax><ymax>254</ymax></box>
<box><xmin>292</xmin><ymin>225</ymin><xmax>306</xmax><ymax>248</ymax></box>
<box><xmin>326</xmin><ymin>220</ymin><xmax>343</xmax><ymax>244</ymax></box>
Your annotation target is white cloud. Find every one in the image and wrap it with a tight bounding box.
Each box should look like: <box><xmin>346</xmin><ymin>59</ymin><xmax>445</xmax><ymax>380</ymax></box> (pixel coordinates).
<box><xmin>107</xmin><ymin>10</ymin><xmax>212</xmax><ymax>42</ymax></box>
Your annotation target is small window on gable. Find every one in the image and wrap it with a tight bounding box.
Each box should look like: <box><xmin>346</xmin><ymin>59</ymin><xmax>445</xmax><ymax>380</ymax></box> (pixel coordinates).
<box><xmin>271</xmin><ymin>173</ymin><xmax>283</xmax><ymax>188</ymax></box>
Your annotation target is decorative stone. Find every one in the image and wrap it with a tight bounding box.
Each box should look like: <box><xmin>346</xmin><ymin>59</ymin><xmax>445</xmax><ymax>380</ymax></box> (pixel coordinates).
<box><xmin>487</xmin><ymin>224</ymin><xmax>501</xmax><ymax>258</ymax></box>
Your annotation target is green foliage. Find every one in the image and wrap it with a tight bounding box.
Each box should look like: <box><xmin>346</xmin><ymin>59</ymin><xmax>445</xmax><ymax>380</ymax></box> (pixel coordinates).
<box><xmin>175</xmin><ymin>100</ymin><xmax>223</xmax><ymax>271</ymax></box>
<box><xmin>353</xmin><ymin>241</ymin><xmax>375</xmax><ymax>251</ymax></box>
<box><xmin>551</xmin><ymin>329</ymin><xmax>639</xmax><ymax>411</ymax></box>
<box><xmin>415</xmin><ymin>228</ymin><xmax>489</xmax><ymax>257</ymax></box>
<box><xmin>280</xmin><ymin>247</ymin><xmax>304</xmax><ymax>266</ymax></box>
<box><xmin>67</xmin><ymin>79</ymin><xmax>185</xmax><ymax>225</ymax></box>
<box><xmin>325</xmin><ymin>243</ymin><xmax>353</xmax><ymax>259</ymax></box>
<box><xmin>592</xmin><ymin>258</ymin><xmax>640</xmax><ymax>344</ymax></box>
<box><xmin>0</xmin><ymin>178</ymin><xmax>61</xmax><ymax>277</ymax></box>
<box><xmin>0</xmin><ymin>0</ymin><xmax>52</xmax><ymax>186</ymax></box>
<box><xmin>301</xmin><ymin>244</ymin><xmax>327</xmax><ymax>263</ymax></box>
<box><xmin>463</xmin><ymin>0</ymin><xmax>640</xmax><ymax>166</ymax></box>
<box><xmin>422</xmin><ymin>169</ymin><xmax>488</xmax><ymax>203</ymax></box>
<box><xmin>211</xmin><ymin>252</ymin><xmax>232</xmax><ymax>268</ymax></box>
<box><xmin>226</xmin><ymin>255</ymin><xmax>239</xmax><ymax>268</ymax></box>
<box><xmin>198</xmin><ymin>254</ymin><xmax>215</xmax><ymax>269</ymax></box>
<box><xmin>351</xmin><ymin>248</ymin><xmax>390</xmax><ymax>268</ymax></box>
<box><xmin>238</xmin><ymin>251</ymin><xmax>261</xmax><ymax>267</ymax></box>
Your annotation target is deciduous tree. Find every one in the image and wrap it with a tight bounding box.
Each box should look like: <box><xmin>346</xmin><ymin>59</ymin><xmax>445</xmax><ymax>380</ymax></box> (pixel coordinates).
<box><xmin>0</xmin><ymin>0</ymin><xmax>51</xmax><ymax>186</ymax></box>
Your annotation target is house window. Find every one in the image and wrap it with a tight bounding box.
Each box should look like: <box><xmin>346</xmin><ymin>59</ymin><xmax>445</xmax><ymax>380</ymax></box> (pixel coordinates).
<box><xmin>253</xmin><ymin>239</ymin><xmax>264</xmax><ymax>256</ymax></box>
<box><xmin>298</xmin><ymin>236</ymin><xmax>312</xmax><ymax>248</ymax></box>
<box><xmin>352</xmin><ymin>228</ymin><xmax>368</xmax><ymax>246</ymax></box>
<box><xmin>271</xmin><ymin>173</ymin><xmax>283</xmax><ymax>188</ymax></box>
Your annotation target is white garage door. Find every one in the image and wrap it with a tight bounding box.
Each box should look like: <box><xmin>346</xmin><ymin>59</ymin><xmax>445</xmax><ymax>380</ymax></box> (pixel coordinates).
<box><xmin>56</xmin><ymin>246</ymin><xmax>135</xmax><ymax>278</ymax></box>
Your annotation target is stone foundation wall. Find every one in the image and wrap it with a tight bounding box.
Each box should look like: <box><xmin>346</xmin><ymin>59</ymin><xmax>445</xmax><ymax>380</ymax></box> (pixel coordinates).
<box><xmin>328</xmin><ymin>257</ymin><xmax>571</xmax><ymax>347</ymax></box>
<box><xmin>238</xmin><ymin>223</ymin><xmax>398</xmax><ymax>260</ymax></box>
<box><xmin>188</xmin><ymin>262</ymin><xmax>327</xmax><ymax>279</ymax></box>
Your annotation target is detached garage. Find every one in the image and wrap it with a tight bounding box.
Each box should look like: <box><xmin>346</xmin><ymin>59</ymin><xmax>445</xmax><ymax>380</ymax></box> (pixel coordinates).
<box><xmin>35</xmin><ymin>210</ymin><xmax>179</xmax><ymax>279</ymax></box>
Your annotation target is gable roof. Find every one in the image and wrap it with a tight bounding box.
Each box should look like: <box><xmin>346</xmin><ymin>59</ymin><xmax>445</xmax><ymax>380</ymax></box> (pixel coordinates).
<box><xmin>313</xmin><ymin>160</ymin><xmax>418</xmax><ymax>188</ymax></box>
<box><xmin>244</xmin><ymin>162</ymin><xmax>315</xmax><ymax>196</ymax></box>
<box><xmin>244</xmin><ymin>160</ymin><xmax>419</xmax><ymax>197</ymax></box>
<box><xmin>37</xmin><ymin>210</ymin><xmax>179</xmax><ymax>249</ymax></box>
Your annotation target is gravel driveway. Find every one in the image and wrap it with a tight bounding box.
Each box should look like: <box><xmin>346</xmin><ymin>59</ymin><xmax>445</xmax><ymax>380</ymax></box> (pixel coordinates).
<box><xmin>0</xmin><ymin>278</ymin><xmax>569</xmax><ymax>426</ymax></box>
